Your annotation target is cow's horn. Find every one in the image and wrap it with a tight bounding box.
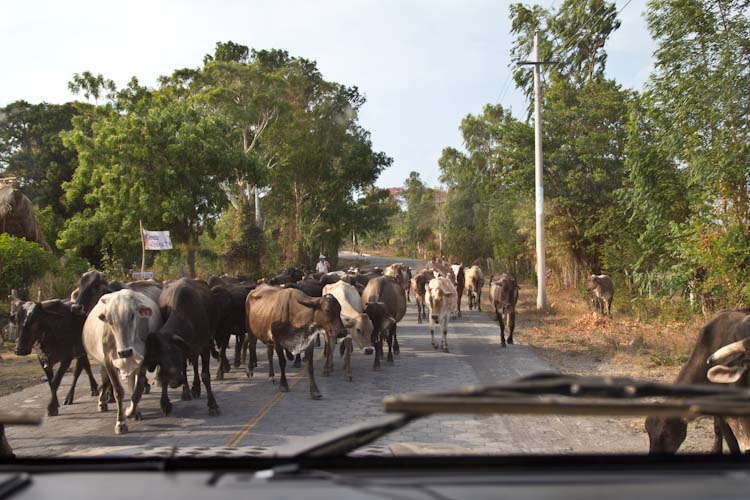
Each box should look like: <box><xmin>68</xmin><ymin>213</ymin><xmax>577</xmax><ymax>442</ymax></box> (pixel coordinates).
<box><xmin>708</xmin><ymin>338</ymin><xmax>750</xmax><ymax>364</ymax></box>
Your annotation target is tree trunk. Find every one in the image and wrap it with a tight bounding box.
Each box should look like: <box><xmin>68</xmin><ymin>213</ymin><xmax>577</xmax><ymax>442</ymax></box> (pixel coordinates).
<box><xmin>186</xmin><ymin>245</ymin><xmax>196</xmax><ymax>278</ymax></box>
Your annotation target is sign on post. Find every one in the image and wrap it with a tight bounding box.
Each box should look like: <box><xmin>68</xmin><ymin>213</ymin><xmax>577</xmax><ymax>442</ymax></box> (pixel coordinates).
<box><xmin>131</xmin><ymin>271</ymin><xmax>154</xmax><ymax>280</ymax></box>
<box><xmin>142</xmin><ymin>230</ymin><xmax>173</xmax><ymax>250</ymax></box>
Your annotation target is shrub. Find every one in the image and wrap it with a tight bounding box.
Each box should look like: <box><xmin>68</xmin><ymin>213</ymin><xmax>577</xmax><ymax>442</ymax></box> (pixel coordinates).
<box><xmin>0</xmin><ymin>234</ymin><xmax>55</xmax><ymax>298</ymax></box>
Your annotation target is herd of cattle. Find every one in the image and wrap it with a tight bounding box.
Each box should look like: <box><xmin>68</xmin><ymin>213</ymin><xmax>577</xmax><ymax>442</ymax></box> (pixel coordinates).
<box><xmin>2</xmin><ymin>261</ymin><xmax>519</xmax><ymax>441</ymax></box>
<box><xmin>6</xmin><ymin>259</ymin><xmax>750</xmax><ymax>456</ymax></box>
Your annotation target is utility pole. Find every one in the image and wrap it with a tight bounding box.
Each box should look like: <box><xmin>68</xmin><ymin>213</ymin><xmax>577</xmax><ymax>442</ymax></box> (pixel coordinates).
<box><xmin>253</xmin><ymin>186</ymin><xmax>261</xmax><ymax>225</ymax></box>
<box><xmin>519</xmin><ymin>30</ymin><xmax>556</xmax><ymax>309</ymax></box>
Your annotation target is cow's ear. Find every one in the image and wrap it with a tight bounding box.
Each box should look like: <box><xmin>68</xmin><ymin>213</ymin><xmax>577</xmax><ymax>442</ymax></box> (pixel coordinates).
<box><xmin>98</xmin><ymin>312</ymin><xmax>106</xmax><ymax>322</ymax></box>
<box><xmin>707</xmin><ymin>365</ymin><xmax>747</xmax><ymax>384</ymax></box>
<box><xmin>172</xmin><ymin>335</ymin><xmax>190</xmax><ymax>353</ymax></box>
<box><xmin>298</xmin><ymin>298</ymin><xmax>320</xmax><ymax>309</ymax></box>
<box><xmin>137</xmin><ymin>306</ymin><xmax>153</xmax><ymax>318</ymax></box>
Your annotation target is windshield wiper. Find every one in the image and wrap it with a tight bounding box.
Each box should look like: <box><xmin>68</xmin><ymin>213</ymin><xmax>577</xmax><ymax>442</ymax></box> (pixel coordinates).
<box><xmin>275</xmin><ymin>373</ymin><xmax>750</xmax><ymax>459</ymax></box>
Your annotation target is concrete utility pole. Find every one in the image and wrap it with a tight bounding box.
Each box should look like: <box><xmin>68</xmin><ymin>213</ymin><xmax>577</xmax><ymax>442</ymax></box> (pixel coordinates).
<box><xmin>254</xmin><ymin>186</ymin><xmax>261</xmax><ymax>224</ymax></box>
<box><xmin>520</xmin><ymin>30</ymin><xmax>556</xmax><ymax>309</ymax></box>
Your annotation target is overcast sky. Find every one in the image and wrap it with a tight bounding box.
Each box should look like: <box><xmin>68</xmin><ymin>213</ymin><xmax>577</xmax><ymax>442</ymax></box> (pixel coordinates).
<box><xmin>1</xmin><ymin>0</ymin><xmax>655</xmax><ymax>188</ymax></box>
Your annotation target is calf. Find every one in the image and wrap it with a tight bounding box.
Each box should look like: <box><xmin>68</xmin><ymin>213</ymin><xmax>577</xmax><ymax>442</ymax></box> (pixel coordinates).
<box><xmin>450</xmin><ymin>263</ymin><xmax>465</xmax><ymax>317</ymax></box>
<box><xmin>146</xmin><ymin>278</ymin><xmax>221</xmax><ymax>417</ymax></box>
<box><xmin>645</xmin><ymin>308</ymin><xmax>750</xmax><ymax>454</ymax></box>
<box><xmin>363</xmin><ymin>302</ymin><xmax>398</xmax><ymax>370</ymax></box>
<box><xmin>587</xmin><ymin>274</ymin><xmax>614</xmax><ymax>316</ymax></box>
<box><xmin>13</xmin><ymin>298</ymin><xmax>99</xmax><ymax>416</ymax></box>
<box><xmin>464</xmin><ymin>265</ymin><xmax>484</xmax><ymax>311</ymax></box>
<box><xmin>210</xmin><ymin>283</ymin><xmax>254</xmax><ymax>380</ymax></box>
<box><xmin>490</xmin><ymin>274</ymin><xmax>519</xmax><ymax>347</ymax></box>
<box><xmin>322</xmin><ymin>280</ymin><xmax>374</xmax><ymax>380</ymax></box>
<box><xmin>83</xmin><ymin>290</ymin><xmax>162</xmax><ymax>434</ymax></box>
<box><xmin>425</xmin><ymin>276</ymin><xmax>457</xmax><ymax>352</ymax></box>
<box><xmin>411</xmin><ymin>269</ymin><xmax>433</xmax><ymax>324</ymax></box>
<box><xmin>245</xmin><ymin>286</ymin><xmax>346</xmax><ymax>398</ymax></box>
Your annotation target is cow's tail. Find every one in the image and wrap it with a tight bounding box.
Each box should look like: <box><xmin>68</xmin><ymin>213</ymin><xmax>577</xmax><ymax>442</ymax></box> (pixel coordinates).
<box><xmin>210</xmin><ymin>341</ymin><xmax>220</xmax><ymax>360</ymax></box>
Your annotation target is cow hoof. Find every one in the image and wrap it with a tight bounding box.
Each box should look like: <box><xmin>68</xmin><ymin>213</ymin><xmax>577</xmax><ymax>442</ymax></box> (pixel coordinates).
<box><xmin>234</xmin><ymin>360</ymin><xmax>241</xmax><ymax>368</ymax></box>
<box><xmin>91</xmin><ymin>387</ymin><xmax>100</xmax><ymax>397</ymax></box>
<box><xmin>181</xmin><ymin>390</ymin><xmax>192</xmax><ymax>401</ymax></box>
<box><xmin>270</xmin><ymin>377</ymin><xmax>276</xmax><ymax>385</ymax></box>
<box><xmin>432</xmin><ymin>343</ymin><xmax>439</xmax><ymax>350</ymax></box>
<box><xmin>363</xmin><ymin>347</ymin><xmax>374</xmax><ymax>355</ymax></box>
<box><xmin>191</xmin><ymin>387</ymin><xmax>201</xmax><ymax>399</ymax></box>
<box><xmin>508</xmin><ymin>338</ymin><xmax>514</xmax><ymax>345</ymax></box>
<box><xmin>279</xmin><ymin>384</ymin><xmax>290</xmax><ymax>393</ymax></box>
<box><xmin>310</xmin><ymin>392</ymin><xmax>322</xmax><ymax>400</ymax></box>
<box><xmin>127</xmin><ymin>410</ymin><xmax>143</xmax><ymax>421</ymax></box>
<box><xmin>208</xmin><ymin>406</ymin><xmax>221</xmax><ymax>417</ymax></box>
<box><xmin>373</xmin><ymin>364</ymin><xmax>381</xmax><ymax>371</ymax></box>
<box><xmin>501</xmin><ymin>343</ymin><xmax>507</xmax><ymax>348</ymax></box>
<box><xmin>394</xmin><ymin>346</ymin><xmax>400</xmax><ymax>355</ymax></box>
<box><xmin>98</xmin><ymin>403</ymin><xmax>108</xmax><ymax>413</ymax></box>
<box><xmin>246</xmin><ymin>369</ymin><xmax>253</xmax><ymax>378</ymax></box>
<box><xmin>443</xmin><ymin>347</ymin><xmax>449</xmax><ymax>353</ymax></box>
<box><xmin>143</xmin><ymin>383</ymin><xmax>151</xmax><ymax>395</ymax></box>
<box><xmin>107</xmin><ymin>394</ymin><xmax>115</xmax><ymax>404</ymax></box>
<box><xmin>63</xmin><ymin>395</ymin><xmax>74</xmax><ymax>406</ymax></box>
<box><xmin>293</xmin><ymin>359</ymin><xmax>301</xmax><ymax>368</ymax></box>
<box><xmin>115</xmin><ymin>422</ymin><xmax>128</xmax><ymax>435</ymax></box>
<box><xmin>161</xmin><ymin>400</ymin><xmax>173</xmax><ymax>416</ymax></box>
<box><xmin>47</xmin><ymin>406</ymin><xmax>59</xmax><ymax>417</ymax></box>
<box><xmin>347</xmin><ymin>375</ymin><xmax>353</xmax><ymax>382</ymax></box>
<box><xmin>216</xmin><ymin>371</ymin><xmax>224</xmax><ymax>381</ymax></box>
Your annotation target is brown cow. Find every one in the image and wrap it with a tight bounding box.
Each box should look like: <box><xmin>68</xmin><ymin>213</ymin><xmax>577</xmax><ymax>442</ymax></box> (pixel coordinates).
<box><xmin>362</xmin><ymin>276</ymin><xmax>406</xmax><ymax>365</ymax></box>
<box><xmin>465</xmin><ymin>265</ymin><xmax>484</xmax><ymax>311</ymax></box>
<box><xmin>245</xmin><ymin>286</ymin><xmax>347</xmax><ymax>399</ymax></box>
<box><xmin>384</xmin><ymin>263</ymin><xmax>411</xmax><ymax>303</ymax></box>
<box><xmin>490</xmin><ymin>274</ymin><xmax>519</xmax><ymax>348</ymax></box>
<box><xmin>411</xmin><ymin>268</ymin><xmax>434</xmax><ymax>324</ymax></box>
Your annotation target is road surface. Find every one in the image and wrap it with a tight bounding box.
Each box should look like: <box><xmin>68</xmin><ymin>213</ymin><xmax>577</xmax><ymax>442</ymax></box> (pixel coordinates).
<box><xmin>3</xmin><ymin>254</ymin><xmax>647</xmax><ymax>457</ymax></box>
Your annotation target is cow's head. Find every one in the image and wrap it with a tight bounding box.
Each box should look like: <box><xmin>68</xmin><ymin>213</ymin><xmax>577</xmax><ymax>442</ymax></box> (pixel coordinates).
<box><xmin>13</xmin><ymin>301</ymin><xmax>38</xmax><ymax>356</ymax></box>
<box><xmin>72</xmin><ymin>270</ymin><xmax>109</xmax><ymax>316</ymax></box>
<box><xmin>586</xmin><ymin>274</ymin><xmax>599</xmax><ymax>292</ymax></box>
<box><xmin>707</xmin><ymin>338</ymin><xmax>750</xmax><ymax>384</ymax></box>
<box><xmin>342</xmin><ymin>313</ymin><xmax>374</xmax><ymax>349</ymax></box>
<box><xmin>97</xmin><ymin>291</ymin><xmax>154</xmax><ymax>378</ymax></box>
<box><xmin>145</xmin><ymin>331</ymin><xmax>189</xmax><ymax>389</ymax></box>
<box><xmin>305</xmin><ymin>294</ymin><xmax>347</xmax><ymax>341</ymax></box>
<box><xmin>427</xmin><ymin>279</ymin><xmax>453</xmax><ymax>321</ymax></box>
<box><xmin>645</xmin><ymin>416</ymin><xmax>687</xmax><ymax>454</ymax></box>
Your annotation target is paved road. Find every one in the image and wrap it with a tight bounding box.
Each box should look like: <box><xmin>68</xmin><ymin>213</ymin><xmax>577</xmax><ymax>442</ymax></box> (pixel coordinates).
<box><xmin>3</xmin><ymin>254</ymin><xmax>647</xmax><ymax>457</ymax></box>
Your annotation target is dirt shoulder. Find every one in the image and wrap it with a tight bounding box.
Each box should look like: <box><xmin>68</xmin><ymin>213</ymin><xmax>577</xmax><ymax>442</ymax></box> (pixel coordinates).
<box><xmin>0</xmin><ymin>344</ymin><xmax>45</xmax><ymax>397</ymax></box>
<box><xmin>491</xmin><ymin>284</ymin><xmax>715</xmax><ymax>453</ymax></box>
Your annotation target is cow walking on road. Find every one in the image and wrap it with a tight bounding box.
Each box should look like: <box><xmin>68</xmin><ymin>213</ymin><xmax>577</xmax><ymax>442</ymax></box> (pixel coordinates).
<box><xmin>490</xmin><ymin>274</ymin><xmax>519</xmax><ymax>348</ymax></box>
<box><xmin>83</xmin><ymin>290</ymin><xmax>162</xmax><ymax>434</ymax></box>
<box><xmin>450</xmin><ymin>263</ymin><xmax>465</xmax><ymax>318</ymax></box>
<box><xmin>587</xmin><ymin>274</ymin><xmax>614</xmax><ymax>316</ymax></box>
<box><xmin>411</xmin><ymin>269</ymin><xmax>433</xmax><ymax>324</ymax></box>
<box><xmin>362</xmin><ymin>276</ymin><xmax>406</xmax><ymax>365</ymax></box>
<box><xmin>425</xmin><ymin>276</ymin><xmax>457</xmax><ymax>352</ymax></box>
<box><xmin>465</xmin><ymin>265</ymin><xmax>484</xmax><ymax>311</ymax></box>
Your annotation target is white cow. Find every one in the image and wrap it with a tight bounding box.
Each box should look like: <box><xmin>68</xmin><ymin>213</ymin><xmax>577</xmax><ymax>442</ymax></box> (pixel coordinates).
<box><xmin>322</xmin><ymin>280</ymin><xmax>374</xmax><ymax>381</ymax></box>
<box><xmin>425</xmin><ymin>276</ymin><xmax>458</xmax><ymax>352</ymax></box>
<box><xmin>83</xmin><ymin>289</ymin><xmax>162</xmax><ymax>434</ymax></box>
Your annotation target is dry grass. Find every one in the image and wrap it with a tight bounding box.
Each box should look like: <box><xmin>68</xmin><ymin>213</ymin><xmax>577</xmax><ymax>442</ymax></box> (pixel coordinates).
<box><xmin>0</xmin><ymin>344</ymin><xmax>45</xmax><ymax>397</ymax></box>
<box><xmin>484</xmin><ymin>285</ymin><xmax>704</xmax><ymax>383</ymax></box>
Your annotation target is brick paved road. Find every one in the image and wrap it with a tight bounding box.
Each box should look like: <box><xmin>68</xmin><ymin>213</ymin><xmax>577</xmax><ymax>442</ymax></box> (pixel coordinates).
<box><xmin>3</xmin><ymin>255</ymin><xmax>647</xmax><ymax>457</ymax></box>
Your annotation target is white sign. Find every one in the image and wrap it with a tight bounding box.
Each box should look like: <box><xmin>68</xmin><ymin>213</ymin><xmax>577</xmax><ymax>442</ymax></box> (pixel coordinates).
<box><xmin>142</xmin><ymin>230</ymin><xmax>173</xmax><ymax>250</ymax></box>
<box><xmin>131</xmin><ymin>272</ymin><xmax>154</xmax><ymax>280</ymax></box>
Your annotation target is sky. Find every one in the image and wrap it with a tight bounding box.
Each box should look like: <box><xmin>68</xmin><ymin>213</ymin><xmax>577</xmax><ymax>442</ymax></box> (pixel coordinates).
<box><xmin>1</xmin><ymin>0</ymin><xmax>656</xmax><ymax>189</ymax></box>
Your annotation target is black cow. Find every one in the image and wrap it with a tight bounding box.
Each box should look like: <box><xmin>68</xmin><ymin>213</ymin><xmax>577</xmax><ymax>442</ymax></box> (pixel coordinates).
<box><xmin>363</xmin><ymin>302</ymin><xmax>398</xmax><ymax>370</ymax></box>
<box><xmin>210</xmin><ymin>283</ymin><xmax>255</xmax><ymax>380</ymax></box>
<box><xmin>284</xmin><ymin>279</ymin><xmax>325</xmax><ymax>297</ymax></box>
<box><xmin>71</xmin><ymin>270</ymin><xmax>162</xmax><ymax>316</ymax></box>
<box><xmin>13</xmin><ymin>298</ymin><xmax>99</xmax><ymax>416</ymax></box>
<box><xmin>145</xmin><ymin>278</ymin><xmax>220</xmax><ymax>416</ymax></box>
<box><xmin>268</xmin><ymin>267</ymin><xmax>305</xmax><ymax>286</ymax></box>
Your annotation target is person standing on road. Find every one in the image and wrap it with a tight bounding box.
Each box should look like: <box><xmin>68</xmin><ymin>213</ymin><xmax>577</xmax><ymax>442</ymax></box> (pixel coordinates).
<box><xmin>316</xmin><ymin>254</ymin><xmax>330</xmax><ymax>274</ymax></box>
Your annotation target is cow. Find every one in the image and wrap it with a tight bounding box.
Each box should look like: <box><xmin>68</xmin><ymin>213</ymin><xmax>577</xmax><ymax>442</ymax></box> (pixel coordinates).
<box><xmin>490</xmin><ymin>274</ymin><xmax>519</xmax><ymax>347</ymax></box>
<box><xmin>83</xmin><ymin>290</ymin><xmax>162</xmax><ymax>434</ymax></box>
<box><xmin>268</xmin><ymin>267</ymin><xmax>305</xmax><ymax>286</ymax></box>
<box><xmin>425</xmin><ymin>276</ymin><xmax>458</xmax><ymax>352</ymax></box>
<box><xmin>210</xmin><ymin>283</ymin><xmax>255</xmax><ymax>380</ymax></box>
<box><xmin>71</xmin><ymin>270</ymin><xmax>162</xmax><ymax>316</ymax></box>
<box><xmin>384</xmin><ymin>263</ymin><xmax>411</xmax><ymax>303</ymax></box>
<box><xmin>284</xmin><ymin>279</ymin><xmax>324</xmax><ymax>297</ymax></box>
<box><xmin>245</xmin><ymin>285</ymin><xmax>346</xmax><ymax>399</ymax></box>
<box><xmin>587</xmin><ymin>274</ymin><xmax>614</xmax><ymax>316</ymax></box>
<box><xmin>363</xmin><ymin>302</ymin><xmax>398</xmax><ymax>370</ymax></box>
<box><xmin>362</xmin><ymin>276</ymin><xmax>406</xmax><ymax>364</ymax></box>
<box><xmin>465</xmin><ymin>265</ymin><xmax>484</xmax><ymax>311</ymax></box>
<box><xmin>411</xmin><ymin>269</ymin><xmax>434</xmax><ymax>324</ymax></box>
<box><xmin>450</xmin><ymin>263</ymin><xmax>465</xmax><ymax>317</ymax></box>
<box><xmin>13</xmin><ymin>298</ymin><xmax>99</xmax><ymax>416</ymax></box>
<box><xmin>146</xmin><ymin>278</ymin><xmax>221</xmax><ymax>417</ymax></box>
<box><xmin>645</xmin><ymin>308</ymin><xmax>750</xmax><ymax>454</ymax></box>
<box><xmin>322</xmin><ymin>281</ymin><xmax>375</xmax><ymax>380</ymax></box>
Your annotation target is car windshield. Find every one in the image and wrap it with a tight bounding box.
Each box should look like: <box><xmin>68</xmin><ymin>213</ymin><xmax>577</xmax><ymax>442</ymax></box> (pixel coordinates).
<box><xmin>1</xmin><ymin>0</ymin><xmax>749</xmax><ymax>460</ymax></box>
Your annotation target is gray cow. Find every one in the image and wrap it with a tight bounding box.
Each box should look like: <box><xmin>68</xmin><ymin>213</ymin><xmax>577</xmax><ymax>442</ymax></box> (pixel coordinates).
<box><xmin>587</xmin><ymin>274</ymin><xmax>614</xmax><ymax>316</ymax></box>
<box><xmin>490</xmin><ymin>274</ymin><xmax>519</xmax><ymax>347</ymax></box>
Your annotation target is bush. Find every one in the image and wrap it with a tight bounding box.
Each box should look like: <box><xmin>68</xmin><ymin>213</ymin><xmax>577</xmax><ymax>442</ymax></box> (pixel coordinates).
<box><xmin>0</xmin><ymin>234</ymin><xmax>55</xmax><ymax>298</ymax></box>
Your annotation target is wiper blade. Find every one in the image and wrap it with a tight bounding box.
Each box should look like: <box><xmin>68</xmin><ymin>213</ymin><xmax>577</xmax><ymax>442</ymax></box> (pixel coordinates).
<box><xmin>0</xmin><ymin>413</ymin><xmax>41</xmax><ymax>426</ymax></box>
<box><xmin>384</xmin><ymin>373</ymin><xmax>750</xmax><ymax>418</ymax></box>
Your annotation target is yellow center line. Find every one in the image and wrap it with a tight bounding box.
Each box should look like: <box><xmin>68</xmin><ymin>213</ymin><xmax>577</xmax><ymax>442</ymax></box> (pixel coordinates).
<box><xmin>224</xmin><ymin>351</ymin><xmax>325</xmax><ymax>448</ymax></box>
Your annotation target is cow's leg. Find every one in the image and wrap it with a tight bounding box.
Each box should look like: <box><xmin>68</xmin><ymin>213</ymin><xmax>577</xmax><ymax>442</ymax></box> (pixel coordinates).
<box><xmin>63</xmin><ymin>357</ymin><xmax>84</xmax><ymax>405</ymax></box>
<box><xmin>47</xmin><ymin>358</ymin><xmax>71</xmax><ymax>417</ymax></box>
<box><xmin>342</xmin><ymin>336</ymin><xmax>353</xmax><ymax>381</ymax></box>
<box><xmin>322</xmin><ymin>333</ymin><xmax>333</xmax><ymax>376</ymax></box>
<box><xmin>712</xmin><ymin>417</ymin><xmax>723</xmax><ymax>454</ymax></box>
<box><xmin>293</xmin><ymin>353</ymin><xmax>302</xmax><ymax>368</ymax></box>
<box><xmin>126</xmin><ymin>368</ymin><xmax>147</xmax><ymax>421</ymax></box>
<box><xmin>457</xmin><ymin>286</ymin><xmax>463</xmax><ymax>318</ymax></box>
<box><xmin>441</xmin><ymin>315</ymin><xmax>449</xmax><ymax>353</ymax></box>
<box><xmin>498</xmin><ymin>309</ymin><xmax>507</xmax><ymax>348</ymax></box>
<box><xmin>416</xmin><ymin>299</ymin><xmax>422</xmax><ymax>324</ymax></box>
<box><xmin>372</xmin><ymin>330</ymin><xmax>382</xmax><ymax>370</ymax></box>
<box><xmin>274</xmin><ymin>344</ymin><xmax>289</xmax><ymax>392</ymax></box>
<box><xmin>477</xmin><ymin>289</ymin><xmax>482</xmax><ymax>311</ymax></box>
<box><xmin>160</xmin><ymin>378</ymin><xmax>173</xmax><ymax>416</ymax></box>
<box><xmin>103</xmin><ymin>361</ymin><xmax>127</xmax><ymax>434</ymax></box>
<box><xmin>80</xmin><ymin>356</ymin><xmax>99</xmax><ymax>397</ymax></box>
<box><xmin>430</xmin><ymin>313</ymin><xmax>438</xmax><ymax>349</ymax></box>
<box><xmin>37</xmin><ymin>355</ymin><xmax>56</xmax><ymax>414</ymax></box>
<box><xmin>98</xmin><ymin>366</ymin><xmax>111</xmax><ymax>412</ymax></box>
<box><xmin>191</xmin><ymin>355</ymin><xmax>201</xmax><ymax>399</ymax></box>
<box><xmin>245</xmin><ymin>335</ymin><xmax>257</xmax><ymax>377</ymax></box>
<box><xmin>393</xmin><ymin>328</ymin><xmax>400</xmax><ymax>355</ymax></box>
<box><xmin>200</xmin><ymin>348</ymin><xmax>221</xmax><ymax>416</ymax></box>
<box><xmin>508</xmin><ymin>310</ymin><xmax>516</xmax><ymax>345</ymax></box>
<box><xmin>305</xmin><ymin>344</ymin><xmax>322</xmax><ymax>399</ymax></box>
<box><xmin>385</xmin><ymin>327</ymin><xmax>394</xmax><ymax>363</ymax></box>
<box><xmin>234</xmin><ymin>332</ymin><xmax>245</xmax><ymax>368</ymax></box>
<box><xmin>607</xmin><ymin>297</ymin><xmax>613</xmax><ymax>317</ymax></box>
<box><xmin>216</xmin><ymin>343</ymin><xmax>227</xmax><ymax>381</ymax></box>
<box><xmin>267</xmin><ymin>344</ymin><xmax>275</xmax><ymax>383</ymax></box>
<box><xmin>180</xmin><ymin>359</ymin><xmax>192</xmax><ymax>401</ymax></box>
